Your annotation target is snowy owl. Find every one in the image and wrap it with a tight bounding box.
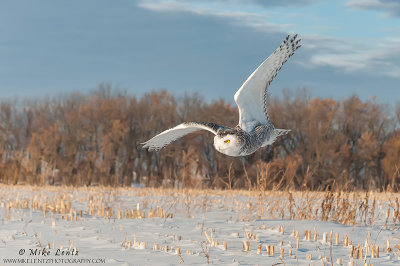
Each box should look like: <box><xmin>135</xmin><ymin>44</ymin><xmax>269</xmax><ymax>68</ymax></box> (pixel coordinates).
<box><xmin>141</xmin><ymin>34</ymin><xmax>301</xmax><ymax>157</ymax></box>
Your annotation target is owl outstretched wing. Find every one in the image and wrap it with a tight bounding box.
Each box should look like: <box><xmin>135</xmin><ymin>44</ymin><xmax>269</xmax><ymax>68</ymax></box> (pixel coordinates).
<box><xmin>234</xmin><ymin>34</ymin><xmax>301</xmax><ymax>132</ymax></box>
<box><xmin>140</xmin><ymin>122</ymin><xmax>229</xmax><ymax>151</ymax></box>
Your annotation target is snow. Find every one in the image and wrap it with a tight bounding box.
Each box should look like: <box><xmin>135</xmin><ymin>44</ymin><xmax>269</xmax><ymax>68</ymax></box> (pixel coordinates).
<box><xmin>1</xmin><ymin>185</ymin><xmax>400</xmax><ymax>265</ymax></box>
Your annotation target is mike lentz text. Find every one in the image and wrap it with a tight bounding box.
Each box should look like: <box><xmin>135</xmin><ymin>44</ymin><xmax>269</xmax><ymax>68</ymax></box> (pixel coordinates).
<box><xmin>22</xmin><ymin>248</ymin><xmax>79</xmax><ymax>256</ymax></box>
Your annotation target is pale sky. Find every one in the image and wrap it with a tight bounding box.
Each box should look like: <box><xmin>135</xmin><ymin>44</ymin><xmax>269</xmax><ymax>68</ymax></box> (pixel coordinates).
<box><xmin>1</xmin><ymin>0</ymin><xmax>400</xmax><ymax>104</ymax></box>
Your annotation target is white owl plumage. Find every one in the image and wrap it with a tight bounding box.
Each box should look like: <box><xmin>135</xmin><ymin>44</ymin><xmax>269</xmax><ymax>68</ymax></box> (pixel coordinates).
<box><xmin>141</xmin><ymin>34</ymin><xmax>301</xmax><ymax>157</ymax></box>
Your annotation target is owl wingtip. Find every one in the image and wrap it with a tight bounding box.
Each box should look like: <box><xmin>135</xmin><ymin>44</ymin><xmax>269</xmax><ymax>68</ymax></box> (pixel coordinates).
<box><xmin>137</xmin><ymin>142</ymin><xmax>147</xmax><ymax>150</ymax></box>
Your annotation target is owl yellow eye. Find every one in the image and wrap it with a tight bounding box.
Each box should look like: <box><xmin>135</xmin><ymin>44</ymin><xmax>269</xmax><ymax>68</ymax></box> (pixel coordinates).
<box><xmin>224</xmin><ymin>139</ymin><xmax>230</xmax><ymax>144</ymax></box>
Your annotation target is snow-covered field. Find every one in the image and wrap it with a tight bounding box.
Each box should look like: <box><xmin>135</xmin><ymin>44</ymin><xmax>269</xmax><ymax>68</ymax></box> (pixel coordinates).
<box><xmin>1</xmin><ymin>185</ymin><xmax>400</xmax><ymax>266</ymax></box>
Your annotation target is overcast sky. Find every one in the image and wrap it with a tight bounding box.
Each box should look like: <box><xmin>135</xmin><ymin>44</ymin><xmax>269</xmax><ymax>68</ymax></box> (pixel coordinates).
<box><xmin>1</xmin><ymin>0</ymin><xmax>399</xmax><ymax>104</ymax></box>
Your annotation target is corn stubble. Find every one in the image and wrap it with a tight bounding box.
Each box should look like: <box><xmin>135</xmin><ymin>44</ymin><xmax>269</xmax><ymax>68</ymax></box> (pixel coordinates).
<box><xmin>1</xmin><ymin>184</ymin><xmax>400</xmax><ymax>264</ymax></box>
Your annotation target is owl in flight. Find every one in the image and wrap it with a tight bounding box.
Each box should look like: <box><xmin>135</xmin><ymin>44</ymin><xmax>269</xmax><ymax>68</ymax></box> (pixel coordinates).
<box><xmin>141</xmin><ymin>34</ymin><xmax>301</xmax><ymax>157</ymax></box>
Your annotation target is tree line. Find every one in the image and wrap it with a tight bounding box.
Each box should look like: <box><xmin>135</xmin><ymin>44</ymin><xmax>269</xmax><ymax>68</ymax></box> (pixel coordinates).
<box><xmin>0</xmin><ymin>84</ymin><xmax>399</xmax><ymax>191</ymax></box>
